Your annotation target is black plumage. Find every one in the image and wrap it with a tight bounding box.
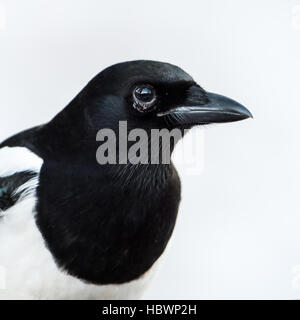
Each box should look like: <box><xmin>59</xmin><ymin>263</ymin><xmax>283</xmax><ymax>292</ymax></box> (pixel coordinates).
<box><xmin>0</xmin><ymin>171</ymin><xmax>37</xmax><ymax>211</ymax></box>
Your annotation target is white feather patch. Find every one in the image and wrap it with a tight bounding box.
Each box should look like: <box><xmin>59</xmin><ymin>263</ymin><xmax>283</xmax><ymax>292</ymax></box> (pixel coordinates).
<box><xmin>0</xmin><ymin>146</ymin><xmax>43</xmax><ymax>177</ymax></box>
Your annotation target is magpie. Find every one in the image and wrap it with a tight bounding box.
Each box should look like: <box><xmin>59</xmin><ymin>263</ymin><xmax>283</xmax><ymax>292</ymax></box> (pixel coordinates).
<box><xmin>0</xmin><ymin>60</ymin><xmax>252</xmax><ymax>299</ymax></box>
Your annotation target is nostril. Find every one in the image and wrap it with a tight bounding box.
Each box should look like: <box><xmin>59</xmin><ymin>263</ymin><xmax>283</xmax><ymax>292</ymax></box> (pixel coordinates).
<box><xmin>185</xmin><ymin>85</ymin><xmax>209</xmax><ymax>106</ymax></box>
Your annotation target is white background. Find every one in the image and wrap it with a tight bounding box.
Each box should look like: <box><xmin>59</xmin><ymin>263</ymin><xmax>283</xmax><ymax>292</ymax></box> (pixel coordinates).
<box><xmin>0</xmin><ymin>0</ymin><xmax>300</xmax><ymax>299</ymax></box>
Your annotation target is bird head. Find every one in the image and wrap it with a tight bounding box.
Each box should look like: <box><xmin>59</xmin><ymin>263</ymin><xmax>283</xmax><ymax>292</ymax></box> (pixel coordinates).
<box><xmin>80</xmin><ymin>60</ymin><xmax>252</xmax><ymax>132</ymax></box>
<box><xmin>46</xmin><ymin>60</ymin><xmax>252</xmax><ymax>163</ymax></box>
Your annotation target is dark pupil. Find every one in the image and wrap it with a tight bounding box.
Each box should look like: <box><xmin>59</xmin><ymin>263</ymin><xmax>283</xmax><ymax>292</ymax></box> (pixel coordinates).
<box><xmin>135</xmin><ymin>87</ymin><xmax>153</xmax><ymax>102</ymax></box>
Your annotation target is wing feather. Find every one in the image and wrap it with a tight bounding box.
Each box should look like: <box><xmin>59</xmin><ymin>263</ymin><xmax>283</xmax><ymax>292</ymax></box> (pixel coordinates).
<box><xmin>0</xmin><ymin>146</ymin><xmax>43</xmax><ymax>213</ymax></box>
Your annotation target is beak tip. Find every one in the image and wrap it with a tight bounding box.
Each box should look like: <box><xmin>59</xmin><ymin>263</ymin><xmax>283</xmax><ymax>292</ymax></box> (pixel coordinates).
<box><xmin>243</xmin><ymin>109</ymin><xmax>253</xmax><ymax>120</ymax></box>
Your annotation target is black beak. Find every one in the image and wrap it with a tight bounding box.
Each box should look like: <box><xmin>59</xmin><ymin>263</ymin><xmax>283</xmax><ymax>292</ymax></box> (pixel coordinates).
<box><xmin>157</xmin><ymin>89</ymin><xmax>252</xmax><ymax>126</ymax></box>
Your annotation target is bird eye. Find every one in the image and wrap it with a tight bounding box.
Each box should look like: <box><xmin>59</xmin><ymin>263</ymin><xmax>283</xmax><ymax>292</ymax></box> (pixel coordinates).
<box><xmin>133</xmin><ymin>85</ymin><xmax>157</xmax><ymax>112</ymax></box>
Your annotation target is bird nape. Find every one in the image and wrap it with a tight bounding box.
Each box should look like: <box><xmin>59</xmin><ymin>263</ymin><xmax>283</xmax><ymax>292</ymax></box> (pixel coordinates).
<box><xmin>0</xmin><ymin>60</ymin><xmax>252</xmax><ymax>299</ymax></box>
